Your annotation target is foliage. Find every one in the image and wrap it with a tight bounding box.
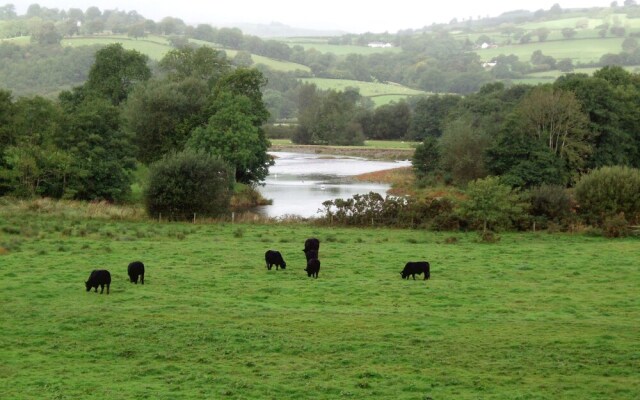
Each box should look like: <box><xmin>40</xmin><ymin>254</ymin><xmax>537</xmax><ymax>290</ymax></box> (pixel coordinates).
<box><xmin>85</xmin><ymin>43</ymin><xmax>151</xmax><ymax>105</ymax></box>
<box><xmin>123</xmin><ymin>78</ymin><xmax>210</xmax><ymax>164</ymax></box>
<box><xmin>574</xmin><ymin>166</ymin><xmax>640</xmax><ymax>225</ymax></box>
<box><xmin>294</xmin><ymin>85</ymin><xmax>366</xmax><ymax>146</ymax></box>
<box><xmin>159</xmin><ymin>46</ymin><xmax>231</xmax><ymax>88</ymax></box>
<box><xmin>144</xmin><ymin>150</ymin><xmax>232</xmax><ymax>220</ymax></box>
<box><xmin>439</xmin><ymin>116</ymin><xmax>491</xmax><ymax>184</ymax></box>
<box><xmin>358</xmin><ymin>101</ymin><xmax>410</xmax><ymax>140</ymax></box>
<box><xmin>525</xmin><ymin>184</ymin><xmax>574</xmax><ymax>228</ymax></box>
<box><xmin>407</xmin><ymin>94</ymin><xmax>461</xmax><ymax>141</ymax></box>
<box><xmin>186</xmin><ymin>91</ymin><xmax>273</xmax><ymax>184</ymax></box>
<box><xmin>412</xmin><ymin>137</ymin><xmax>440</xmax><ymax>178</ymax></box>
<box><xmin>458</xmin><ymin>176</ymin><xmax>524</xmax><ymax>232</ymax></box>
<box><xmin>59</xmin><ymin>95</ymin><xmax>136</xmax><ymax>201</ymax></box>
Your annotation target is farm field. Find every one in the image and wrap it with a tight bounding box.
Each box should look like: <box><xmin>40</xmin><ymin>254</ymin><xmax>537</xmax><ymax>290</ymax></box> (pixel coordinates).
<box><xmin>301</xmin><ymin>78</ymin><xmax>427</xmax><ymax>104</ymax></box>
<box><xmin>476</xmin><ymin>37</ymin><xmax>626</xmax><ymax>64</ymax></box>
<box><xmin>62</xmin><ymin>36</ymin><xmax>173</xmax><ymax>60</ymax></box>
<box><xmin>1</xmin><ymin>212</ymin><xmax>638</xmax><ymax>399</ymax></box>
<box><xmin>279</xmin><ymin>38</ymin><xmax>401</xmax><ymax>55</ymax></box>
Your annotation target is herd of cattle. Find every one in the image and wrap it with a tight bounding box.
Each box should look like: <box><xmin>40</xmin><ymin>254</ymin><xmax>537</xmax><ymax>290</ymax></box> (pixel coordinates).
<box><xmin>85</xmin><ymin>237</ymin><xmax>430</xmax><ymax>294</ymax></box>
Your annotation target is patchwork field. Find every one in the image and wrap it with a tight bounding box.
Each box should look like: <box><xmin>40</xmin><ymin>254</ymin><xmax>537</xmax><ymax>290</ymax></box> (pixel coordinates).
<box><xmin>301</xmin><ymin>78</ymin><xmax>427</xmax><ymax>104</ymax></box>
<box><xmin>1</xmin><ymin>212</ymin><xmax>638</xmax><ymax>399</ymax></box>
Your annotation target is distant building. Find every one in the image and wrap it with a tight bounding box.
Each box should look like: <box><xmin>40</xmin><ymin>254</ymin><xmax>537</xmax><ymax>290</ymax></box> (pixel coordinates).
<box><xmin>367</xmin><ymin>42</ymin><xmax>393</xmax><ymax>48</ymax></box>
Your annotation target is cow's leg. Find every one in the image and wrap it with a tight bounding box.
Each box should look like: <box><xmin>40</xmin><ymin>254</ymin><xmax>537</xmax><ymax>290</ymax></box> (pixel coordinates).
<box><xmin>94</xmin><ymin>286</ymin><xmax>98</xmax><ymax>292</ymax></box>
<box><xmin>141</xmin><ymin>274</ymin><xmax>144</xmax><ymax>285</ymax></box>
<box><xmin>99</xmin><ymin>284</ymin><xmax>104</xmax><ymax>294</ymax></box>
<box><xmin>412</xmin><ymin>274</ymin><xmax>416</xmax><ymax>280</ymax></box>
<box><xmin>106</xmin><ymin>284</ymin><xmax>110</xmax><ymax>294</ymax></box>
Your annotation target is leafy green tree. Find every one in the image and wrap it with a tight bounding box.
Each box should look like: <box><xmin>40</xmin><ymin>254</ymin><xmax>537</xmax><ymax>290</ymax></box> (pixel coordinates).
<box><xmin>186</xmin><ymin>91</ymin><xmax>272</xmax><ymax>184</ymax></box>
<box><xmin>30</xmin><ymin>22</ymin><xmax>62</xmax><ymax>45</ymax></box>
<box><xmin>458</xmin><ymin>176</ymin><xmax>523</xmax><ymax>232</ymax></box>
<box><xmin>85</xmin><ymin>43</ymin><xmax>151</xmax><ymax>105</ymax></box>
<box><xmin>575</xmin><ymin>166</ymin><xmax>640</xmax><ymax>225</ymax></box>
<box><xmin>361</xmin><ymin>101</ymin><xmax>410</xmax><ymax>140</ymax></box>
<box><xmin>439</xmin><ymin>116</ymin><xmax>491</xmax><ymax>184</ymax></box>
<box><xmin>517</xmin><ymin>86</ymin><xmax>591</xmax><ymax>178</ymax></box>
<box><xmin>144</xmin><ymin>150</ymin><xmax>233</xmax><ymax>220</ymax></box>
<box><xmin>408</xmin><ymin>95</ymin><xmax>461</xmax><ymax>140</ymax></box>
<box><xmin>123</xmin><ymin>78</ymin><xmax>210</xmax><ymax>164</ymax></box>
<box><xmin>554</xmin><ymin>70</ymin><xmax>640</xmax><ymax>169</ymax></box>
<box><xmin>485</xmin><ymin>118</ymin><xmax>569</xmax><ymax>188</ymax></box>
<box><xmin>59</xmin><ymin>96</ymin><xmax>136</xmax><ymax>201</ymax></box>
<box><xmin>412</xmin><ymin>137</ymin><xmax>440</xmax><ymax>178</ymax></box>
<box><xmin>159</xmin><ymin>46</ymin><xmax>231</xmax><ymax>88</ymax></box>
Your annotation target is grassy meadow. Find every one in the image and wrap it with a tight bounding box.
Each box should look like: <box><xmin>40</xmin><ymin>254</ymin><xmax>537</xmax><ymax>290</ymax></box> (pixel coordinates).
<box><xmin>1</xmin><ymin>209</ymin><xmax>638</xmax><ymax>399</ymax></box>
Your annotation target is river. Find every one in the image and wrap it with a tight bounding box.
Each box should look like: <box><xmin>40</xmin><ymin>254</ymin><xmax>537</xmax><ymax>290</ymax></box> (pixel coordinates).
<box><xmin>254</xmin><ymin>152</ymin><xmax>411</xmax><ymax>218</ymax></box>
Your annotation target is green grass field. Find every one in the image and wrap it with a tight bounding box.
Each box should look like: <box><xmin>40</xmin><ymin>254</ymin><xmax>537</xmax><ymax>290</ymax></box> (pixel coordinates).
<box><xmin>301</xmin><ymin>78</ymin><xmax>427</xmax><ymax>104</ymax></box>
<box><xmin>279</xmin><ymin>38</ymin><xmax>401</xmax><ymax>55</ymax></box>
<box><xmin>476</xmin><ymin>37</ymin><xmax>626</xmax><ymax>64</ymax></box>
<box><xmin>1</xmin><ymin>211</ymin><xmax>638</xmax><ymax>399</ymax></box>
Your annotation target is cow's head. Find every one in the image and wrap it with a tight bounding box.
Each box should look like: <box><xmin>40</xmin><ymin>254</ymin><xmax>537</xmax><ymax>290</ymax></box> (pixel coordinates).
<box><xmin>281</xmin><ymin>261</ymin><xmax>286</xmax><ymax>269</ymax></box>
<box><xmin>400</xmin><ymin>271</ymin><xmax>408</xmax><ymax>279</ymax></box>
<box><xmin>85</xmin><ymin>281</ymin><xmax>92</xmax><ymax>291</ymax></box>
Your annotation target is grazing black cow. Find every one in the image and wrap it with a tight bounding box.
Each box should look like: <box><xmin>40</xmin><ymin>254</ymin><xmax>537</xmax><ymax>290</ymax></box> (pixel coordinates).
<box><xmin>127</xmin><ymin>261</ymin><xmax>145</xmax><ymax>284</ymax></box>
<box><xmin>303</xmin><ymin>238</ymin><xmax>320</xmax><ymax>261</ymax></box>
<box><xmin>265</xmin><ymin>250</ymin><xmax>286</xmax><ymax>270</ymax></box>
<box><xmin>85</xmin><ymin>269</ymin><xmax>111</xmax><ymax>294</ymax></box>
<box><xmin>305</xmin><ymin>258</ymin><xmax>320</xmax><ymax>278</ymax></box>
<box><xmin>400</xmin><ymin>261</ymin><xmax>430</xmax><ymax>280</ymax></box>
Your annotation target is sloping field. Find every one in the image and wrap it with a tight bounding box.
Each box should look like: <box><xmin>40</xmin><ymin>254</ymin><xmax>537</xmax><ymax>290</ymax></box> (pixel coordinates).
<box><xmin>62</xmin><ymin>36</ymin><xmax>172</xmax><ymax>60</ymax></box>
<box><xmin>301</xmin><ymin>78</ymin><xmax>427</xmax><ymax>104</ymax></box>
<box><xmin>280</xmin><ymin>39</ymin><xmax>401</xmax><ymax>55</ymax></box>
<box><xmin>477</xmin><ymin>37</ymin><xmax>626</xmax><ymax>63</ymax></box>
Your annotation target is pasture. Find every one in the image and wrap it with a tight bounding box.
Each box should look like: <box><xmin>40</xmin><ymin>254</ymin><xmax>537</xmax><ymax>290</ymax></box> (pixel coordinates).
<box><xmin>1</xmin><ymin>213</ymin><xmax>638</xmax><ymax>399</ymax></box>
<box><xmin>300</xmin><ymin>78</ymin><xmax>427</xmax><ymax>105</ymax></box>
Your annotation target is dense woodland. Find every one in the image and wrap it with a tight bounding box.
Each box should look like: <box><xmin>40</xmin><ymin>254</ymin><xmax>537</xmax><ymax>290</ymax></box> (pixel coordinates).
<box><xmin>1</xmin><ymin>3</ymin><xmax>639</xmax><ymax>233</ymax></box>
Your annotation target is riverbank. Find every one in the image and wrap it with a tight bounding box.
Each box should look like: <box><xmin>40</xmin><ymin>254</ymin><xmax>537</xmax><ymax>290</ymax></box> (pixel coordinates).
<box><xmin>270</xmin><ymin>143</ymin><xmax>414</xmax><ymax>161</ymax></box>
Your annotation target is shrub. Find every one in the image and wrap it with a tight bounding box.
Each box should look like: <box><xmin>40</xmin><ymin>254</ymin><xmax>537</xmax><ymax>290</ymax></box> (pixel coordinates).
<box><xmin>602</xmin><ymin>213</ymin><xmax>629</xmax><ymax>238</ymax></box>
<box><xmin>574</xmin><ymin>166</ymin><xmax>640</xmax><ymax>225</ymax></box>
<box><xmin>526</xmin><ymin>184</ymin><xmax>573</xmax><ymax>228</ymax></box>
<box><xmin>458</xmin><ymin>176</ymin><xmax>524</xmax><ymax>232</ymax></box>
<box><xmin>144</xmin><ymin>151</ymin><xmax>233</xmax><ymax>220</ymax></box>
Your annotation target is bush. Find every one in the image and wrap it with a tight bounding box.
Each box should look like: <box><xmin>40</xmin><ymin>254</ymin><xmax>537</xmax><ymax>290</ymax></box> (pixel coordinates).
<box><xmin>602</xmin><ymin>213</ymin><xmax>629</xmax><ymax>238</ymax></box>
<box><xmin>458</xmin><ymin>176</ymin><xmax>524</xmax><ymax>232</ymax></box>
<box><xmin>144</xmin><ymin>151</ymin><xmax>233</xmax><ymax>220</ymax></box>
<box><xmin>574</xmin><ymin>166</ymin><xmax>640</xmax><ymax>225</ymax></box>
<box><xmin>526</xmin><ymin>184</ymin><xmax>573</xmax><ymax>228</ymax></box>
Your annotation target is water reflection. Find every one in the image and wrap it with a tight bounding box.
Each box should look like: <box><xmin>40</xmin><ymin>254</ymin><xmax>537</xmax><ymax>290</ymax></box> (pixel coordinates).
<box><xmin>254</xmin><ymin>152</ymin><xmax>410</xmax><ymax>218</ymax></box>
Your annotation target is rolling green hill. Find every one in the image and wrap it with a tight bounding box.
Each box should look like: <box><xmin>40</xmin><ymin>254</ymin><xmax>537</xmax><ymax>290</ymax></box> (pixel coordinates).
<box><xmin>301</xmin><ymin>78</ymin><xmax>427</xmax><ymax>105</ymax></box>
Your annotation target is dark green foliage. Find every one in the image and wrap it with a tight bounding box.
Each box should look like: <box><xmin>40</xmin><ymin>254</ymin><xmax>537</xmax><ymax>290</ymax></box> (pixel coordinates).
<box><xmin>407</xmin><ymin>95</ymin><xmax>461</xmax><ymax>141</ymax></box>
<box><xmin>412</xmin><ymin>137</ymin><xmax>440</xmax><ymax>178</ymax></box>
<box><xmin>574</xmin><ymin>166</ymin><xmax>640</xmax><ymax>225</ymax></box>
<box><xmin>486</xmin><ymin>120</ymin><xmax>569</xmax><ymax>188</ymax></box>
<box><xmin>186</xmin><ymin>91</ymin><xmax>273</xmax><ymax>184</ymax></box>
<box><xmin>525</xmin><ymin>184</ymin><xmax>573</xmax><ymax>227</ymax></box>
<box><xmin>85</xmin><ymin>43</ymin><xmax>151</xmax><ymax>105</ymax></box>
<box><xmin>294</xmin><ymin>86</ymin><xmax>365</xmax><ymax>146</ymax></box>
<box><xmin>458</xmin><ymin>176</ymin><xmax>524</xmax><ymax>232</ymax></box>
<box><xmin>144</xmin><ymin>150</ymin><xmax>233</xmax><ymax>220</ymax></box>
<box><xmin>359</xmin><ymin>101</ymin><xmax>410</xmax><ymax>140</ymax></box>
<box><xmin>159</xmin><ymin>46</ymin><xmax>231</xmax><ymax>88</ymax></box>
<box><xmin>59</xmin><ymin>96</ymin><xmax>136</xmax><ymax>201</ymax></box>
<box><xmin>123</xmin><ymin>78</ymin><xmax>210</xmax><ymax>164</ymax></box>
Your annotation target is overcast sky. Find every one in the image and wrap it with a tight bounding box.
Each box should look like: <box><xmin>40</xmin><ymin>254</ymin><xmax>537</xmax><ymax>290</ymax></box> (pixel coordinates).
<box><xmin>10</xmin><ymin>1</ymin><xmax>616</xmax><ymax>33</ymax></box>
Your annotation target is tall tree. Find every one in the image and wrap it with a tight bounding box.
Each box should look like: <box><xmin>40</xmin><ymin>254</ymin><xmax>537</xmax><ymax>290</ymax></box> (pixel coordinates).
<box><xmin>85</xmin><ymin>43</ymin><xmax>151</xmax><ymax>105</ymax></box>
<box><xmin>517</xmin><ymin>86</ymin><xmax>591</xmax><ymax>177</ymax></box>
<box><xmin>186</xmin><ymin>91</ymin><xmax>272</xmax><ymax>184</ymax></box>
<box><xmin>159</xmin><ymin>46</ymin><xmax>231</xmax><ymax>88</ymax></box>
